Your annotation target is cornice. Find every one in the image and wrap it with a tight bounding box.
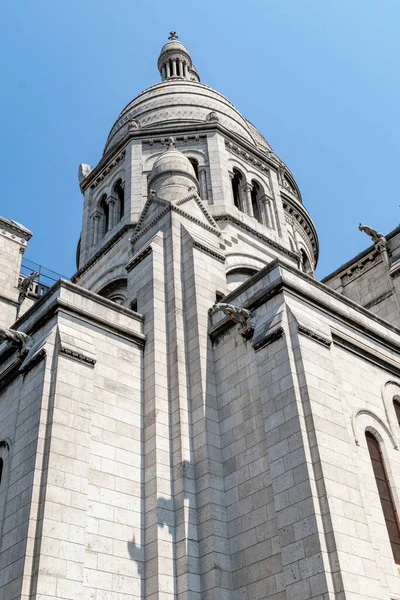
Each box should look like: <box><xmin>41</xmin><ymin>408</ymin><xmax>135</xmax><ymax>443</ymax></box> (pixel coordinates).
<box><xmin>282</xmin><ymin>195</ymin><xmax>319</xmax><ymax>262</ymax></box>
<box><xmin>59</xmin><ymin>347</ymin><xmax>96</xmax><ymax>366</ymax></box>
<box><xmin>193</xmin><ymin>241</ymin><xmax>225</xmax><ymax>263</ymax></box>
<box><xmin>71</xmin><ymin>224</ymin><xmax>135</xmax><ymax>282</ymax></box>
<box><xmin>0</xmin><ymin>217</ymin><xmax>32</xmax><ymax>241</ymax></box>
<box><xmin>126</xmin><ymin>246</ymin><xmax>153</xmax><ymax>272</ymax></box>
<box><xmin>214</xmin><ymin>214</ymin><xmax>299</xmax><ymax>261</ymax></box>
<box><xmin>81</xmin><ymin>150</ymin><xmax>126</xmax><ymax>192</ymax></box>
<box><xmin>216</xmin><ymin>259</ymin><xmax>400</xmax><ymax>353</ymax></box>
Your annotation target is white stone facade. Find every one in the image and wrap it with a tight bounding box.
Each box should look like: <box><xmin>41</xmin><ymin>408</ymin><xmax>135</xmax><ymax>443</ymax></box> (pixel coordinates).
<box><xmin>0</xmin><ymin>34</ymin><xmax>399</xmax><ymax>600</ymax></box>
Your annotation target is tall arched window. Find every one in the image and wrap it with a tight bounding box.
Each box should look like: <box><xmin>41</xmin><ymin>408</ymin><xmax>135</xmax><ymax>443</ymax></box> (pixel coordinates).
<box><xmin>394</xmin><ymin>399</ymin><xmax>400</xmax><ymax>427</ymax></box>
<box><xmin>250</xmin><ymin>180</ymin><xmax>262</xmax><ymax>223</ymax></box>
<box><xmin>366</xmin><ymin>431</ymin><xmax>400</xmax><ymax>563</ymax></box>
<box><xmin>113</xmin><ymin>179</ymin><xmax>125</xmax><ymax>221</ymax></box>
<box><xmin>300</xmin><ymin>248</ymin><xmax>312</xmax><ymax>275</ymax></box>
<box><xmin>231</xmin><ymin>169</ymin><xmax>244</xmax><ymax>212</ymax></box>
<box><xmin>189</xmin><ymin>158</ymin><xmax>199</xmax><ymax>180</ymax></box>
<box><xmin>99</xmin><ymin>194</ymin><xmax>109</xmax><ymax>236</ymax></box>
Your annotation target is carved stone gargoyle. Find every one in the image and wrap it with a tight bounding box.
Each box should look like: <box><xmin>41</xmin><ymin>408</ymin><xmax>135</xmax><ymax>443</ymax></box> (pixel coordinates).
<box><xmin>208</xmin><ymin>302</ymin><xmax>255</xmax><ymax>339</ymax></box>
<box><xmin>0</xmin><ymin>326</ymin><xmax>32</xmax><ymax>356</ymax></box>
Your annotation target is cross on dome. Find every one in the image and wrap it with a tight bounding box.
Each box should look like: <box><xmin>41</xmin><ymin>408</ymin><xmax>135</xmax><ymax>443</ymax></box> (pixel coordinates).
<box><xmin>157</xmin><ymin>32</ymin><xmax>200</xmax><ymax>83</ymax></box>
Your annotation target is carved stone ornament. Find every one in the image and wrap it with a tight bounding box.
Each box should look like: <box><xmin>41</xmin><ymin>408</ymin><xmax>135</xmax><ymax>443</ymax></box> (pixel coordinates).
<box><xmin>0</xmin><ymin>326</ymin><xmax>32</xmax><ymax>355</ymax></box>
<box><xmin>206</xmin><ymin>111</ymin><xmax>220</xmax><ymax>123</ymax></box>
<box><xmin>18</xmin><ymin>271</ymin><xmax>39</xmax><ymax>305</ymax></box>
<box><xmin>358</xmin><ymin>223</ymin><xmax>387</xmax><ymax>253</ymax></box>
<box><xmin>78</xmin><ymin>163</ymin><xmax>93</xmax><ymax>184</ymax></box>
<box><xmin>129</xmin><ymin>120</ymin><xmax>140</xmax><ymax>130</ymax></box>
<box><xmin>209</xmin><ymin>302</ymin><xmax>254</xmax><ymax>339</ymax></box>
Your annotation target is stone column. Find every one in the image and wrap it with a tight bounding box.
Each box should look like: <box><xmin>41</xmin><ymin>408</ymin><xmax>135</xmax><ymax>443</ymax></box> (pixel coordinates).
<box><xmin>183</xmin><ymin>62</ymin><xmax>187</xmax><ymax>78</ymax></box>
<box><xmin>161</xmin><ymin>64</ymin><xmax>166</xmax><ymax>80</ymax></box>
<box><xmin>172</xmin><ymin>59</ymin><xmax>177</xmax><ymax>76</ymax></box>
<box><xmin>178</xmin><ymin>58</ymin><xmax>183</xmax><ymax>77</ymax></box>
<box><xmin>199</xmin><ymin>168</ymin><xmax>208</xmax><ymax>202</ymax></box>
<box><xmin>243</xmin><ymin>183</ymin><xmax>254</xmax><ymax>217</ymax></box>
<box><xmin>107</xmin><ymin>196</ymin><xmax>117</xmax><ymax>230</ymax></box>
<box><xmin>166</xmin><ymin>61</ymin><xmax>171</xmax><ymax>78</ymax></box>
<box><xmin>92</xmin><ymin>213</ymin><xmax>101</xmax><ymax>245</ymax></box>
<box><xmin>259</xmin><ymin>194</ymin><xmax>269</xmax><ymax>227</ymax></box>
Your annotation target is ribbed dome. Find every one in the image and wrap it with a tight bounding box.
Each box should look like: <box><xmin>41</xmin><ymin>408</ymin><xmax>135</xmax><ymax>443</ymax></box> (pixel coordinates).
<box><xmin>104</xmin><ymin>80</ymin><xmax>272</xmax><ymax>154</ymax></box>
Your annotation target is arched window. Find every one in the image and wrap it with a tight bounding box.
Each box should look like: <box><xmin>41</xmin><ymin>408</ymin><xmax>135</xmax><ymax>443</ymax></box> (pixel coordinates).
<box><xmin>250</xmin><ymin>181</ymin><xmax>262</xmax><ymax>223</ymax></box>
<box><xmin>227</xmin><ymin>267</ymin><xmax>258</xmax><ymax>292</ymax></box>
<box><xmin>231</xmin><ymin>169</ymin><xmax>244</xmax><ymax>212</ymax></box>
<box><xmin>98</xmin><ymin>278</ymin><xmax>128</xmax><ymax>305</ymax></box>
<box><xmin>300</xmin><ymin>248</ymin><xmax>312</xmax><ymax>275</ymax></box>
<box><xmin>99</xmin><ymin>194</ymin><xmax>109</xmax><ymax>236</ymax></box>
<box><xmin>394</xmin><ymin>399</ymin><xmax>400</xmax><ymax>427</ymax></box>
<box><xmin>113</xmin><ymin>179</ymin><xmax>125</xmax><ymax>221</ymax></box>
<box><xmin>189</xmin><ymin>158</ymin><xmax>199</xmax><ymax>180</ymax></box>
<box><xmin>366</xmin><ymin>432</ymin><xmax>400</xmax><ymax>563</ymax></box>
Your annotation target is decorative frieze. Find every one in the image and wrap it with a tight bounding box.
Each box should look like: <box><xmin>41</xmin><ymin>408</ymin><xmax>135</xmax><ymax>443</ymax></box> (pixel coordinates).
<box><xmin>340</xmin><ymin>251</ymin><xmax>382</xmax><ymax>285</ymax></box>
<box><xmin>59</xmin><ymin>346</ymin><xmax>96</xmax><ymax>366</ymax></box>
<box><xmin>282</xmin><ymin>198</ymin><xmax>318</xmax><ymax>260</ymax></box>
<box><xmin>225</xmin><ymin>139</ymin><xmax>273</xmax><ymax>175</ymax></box>
<box><xmin>90</xmin><ymin>151</ymin><xmax>126</xmax><ymax>190</ymax></box>
<box><xmin>143</xmin><ymin>134</ymin><xmax>207</xmax><ymax>148</ymax></box>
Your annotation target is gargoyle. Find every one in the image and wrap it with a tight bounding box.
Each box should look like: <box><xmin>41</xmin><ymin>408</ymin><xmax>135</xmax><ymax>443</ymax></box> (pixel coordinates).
<box><xmin>358</xmin><ymin>223</ymin><xmax>386</xmax><ymax>244</ymax></box>
<box><xmin>208</xmin><ymin>302</ymin><xmax>254</xmax><ymax>338</ymax></box>
<box><xmin>0</xmin><ymin>325</ymin><xmax>32</xmax><ymax>355</ymax></box>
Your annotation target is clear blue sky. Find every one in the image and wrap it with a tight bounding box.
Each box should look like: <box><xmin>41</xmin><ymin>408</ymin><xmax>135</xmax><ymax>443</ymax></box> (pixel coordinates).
<box><xmin>0</xmin><ymin>0</ymin><xmax>399</xmax><ymax>279</ymax></box>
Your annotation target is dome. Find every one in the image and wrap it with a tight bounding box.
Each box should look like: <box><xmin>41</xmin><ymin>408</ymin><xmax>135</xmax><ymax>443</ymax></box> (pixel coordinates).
<box><xmin>104</xmin><ymin>80</ymin><xmax>272</xmax><ymax>154</ymax></box>
<box><xmin>148</xmin><ymin>137</ymin><xmax>199</xmax><ymax>201</ymax></box>
<box><xmin>150</xmin><ymin>139</ymin><xmax>197</xmax><ymax>183</ymax></box>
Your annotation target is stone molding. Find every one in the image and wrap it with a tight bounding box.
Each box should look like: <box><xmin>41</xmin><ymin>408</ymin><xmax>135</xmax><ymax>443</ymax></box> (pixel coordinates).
<box><xmin>126</xmin><ymin>246</ymin><xmax>153</xmax><ymax>272</ymax></box>
<box><xmin>59</xmin><ymin>347</ymin><xmax>96</xmax><ymax>366</ymax></box>
<box><xmin>252</xmin><ymin>326</ymin><xmax>284</xmax><ymax>351</ymax></box>
<box><xmin>0</xmin><ymin>217</ymin><xmax>32</xmax><ymax>241</ymax></box>
<box><xmin>214</xmin><ymin>214</ymin><xmax>299</xmax><ymax>261</ymax></box>
<box><xmin>282</xmin><ymin>196</ymin><xmax>318</xmax><ymax>261</ymax></box>
<box><xmin>71</xmin><ymin>224</ymin><xmax>135</xmax><ymax>282</ymax></box>
<box><xmin>225</xmin><ymin>139</ymin><xmax>273</xmax><ymax>175</ymax></box>
<box><xmin>351</xmin><ymin>408</ymin><xmax>397</xmax><ymax>449</ymax></box>
<box><xmin>364</xmin><ymin>290</ymin><xmax>393</xmax><ymax>310</ymax></box>
<box><xmin>192</xmin><ymin>241</ymin><xmax>225</xmax><ymax>263</ymax></box>
<box><xmin>87</xmin><ymin>151</ymin><xmax>126</xmax><ymax>191</ymax></box>
<box><xmin>340</xmin><ymin>250</ymin><xmax>382</xmax><ymax>285</ymax></box>
<box><xmin>297</xmin><ymin>324</ymin><xmax>332</xmax><ymax>348</ymax></box>
<box><xmin>131</xmin><ymin>192</ymin><xmax>221</xmax><ymax>246</ymax></box>
<box><xmin>143</xmin><ymin>134</ymin><xmax>207</xmax><ymax>148</ymax></box>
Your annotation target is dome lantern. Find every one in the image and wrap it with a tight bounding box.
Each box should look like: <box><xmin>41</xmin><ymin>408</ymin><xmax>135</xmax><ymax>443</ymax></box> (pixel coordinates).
<box><xmin>157</xmin><ymin>31</ymin><xmax>200</xmax><ymax>82</ymax></box>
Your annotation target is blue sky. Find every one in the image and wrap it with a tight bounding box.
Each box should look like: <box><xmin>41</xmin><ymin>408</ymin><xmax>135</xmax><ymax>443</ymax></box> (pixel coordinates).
<box><xmin>0</xmin><ymin>0</ymin><xmax>398</xmax><ymax>278</ymax></box>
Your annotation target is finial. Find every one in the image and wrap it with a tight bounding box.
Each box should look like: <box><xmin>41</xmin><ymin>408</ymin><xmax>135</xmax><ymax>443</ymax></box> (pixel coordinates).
<box><xmin>168</xmin><ymin>137</ymin><xmax>176</xmax><ymax>150</ymax></box>
<box><xmin>168</xmin><ymin>31</ymin><xmax>178</xmax><ymax>41</ymax></box>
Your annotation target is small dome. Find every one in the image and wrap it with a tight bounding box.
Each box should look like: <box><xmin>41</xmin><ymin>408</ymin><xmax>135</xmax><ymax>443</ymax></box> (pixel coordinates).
<box><xmin>151</xmin><ymin>141</ymin><xmax>197</xmax><ymax>182</ymax></box>
<box><xmin>148</xmin><ymin>137</ymin><xmax>199</xmax><ymax>201</ymax></box>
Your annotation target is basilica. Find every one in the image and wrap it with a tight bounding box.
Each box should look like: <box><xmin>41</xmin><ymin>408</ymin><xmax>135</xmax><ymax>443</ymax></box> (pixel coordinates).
<box><xmin>0</xmin><ymin>33</ymin><xmax>399</xmax><ymax>600</ymax></box>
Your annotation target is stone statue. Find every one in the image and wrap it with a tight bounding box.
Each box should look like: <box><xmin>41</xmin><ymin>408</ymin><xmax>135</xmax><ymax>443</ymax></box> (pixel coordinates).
<box><xmin>78</xmin><ymin>163</ymin><xmax>93</xmax><ymax>184</ymax></box>
<box><xmin>358</xmin><ymin>223</ymin><xmax>386</xmax><ymax>244</ymax></box>
<box><xmin>208</xmin><ymin>303</ymin><xmax>254</xmax><ymax>338</ymax></box>
<box><xmin>0</xmin><ymin>325</ymin><xmax>31</xmax><ymax>353</ymax></box>
<box><xmin>168</xmin><ymin>137</ymin><xmax>176</xmax><ymax>150</ymax></box>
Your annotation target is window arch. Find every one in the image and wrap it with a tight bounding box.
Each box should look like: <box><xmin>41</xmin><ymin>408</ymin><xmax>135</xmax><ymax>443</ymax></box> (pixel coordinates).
<box><xmin>227</xmin><ymin>267</ymin><xmax>258</xmax><ymax>292</ymax></box>
<box><xmin>365</xmin><ymin>431</ymin><xmax>400</xmax><ymax>563</ymax></box>
<box><xmin>300</xmin><ymin>248</ymin><xmax>312</xmax><ymax>275</ymax></box>
<box><xmin>113</xmin><ymin>179</ymin><xmax>125</xmax><ymax>221</ymax></box>
<box><xmin>99</xmin><ymin>194</ymin><xmax>109</xmax><ymax>236</ymax></box>
<box><xmin>394</xmin><ymin>398</ymin><xmax>400</xmax><ymax>427</ymax></box>
<box><xmin>231</xmin><ymin>169</ymin><xmax>244</xmax><ymax>212</ymax></box>
<box><xmin>250</xmin><ymin>180</ymin><xmax>262</xmax><ymax>223</ymax></box>
<box><xmin>98</xmin><ymin>278</ymin><xmax>128</xmax><ymax>305</ymax></box>
<box><xmin>188</xmin><ymin>158</ymin><xmax>199</xmax><ymax>180</ymax></box>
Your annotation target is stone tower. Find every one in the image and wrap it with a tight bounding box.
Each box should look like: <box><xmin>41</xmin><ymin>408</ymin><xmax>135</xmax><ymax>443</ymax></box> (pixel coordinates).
<box><xmin>0</xmin><ymin>34</ymin><xmax>399</xmax><ymax>600</ymax></box>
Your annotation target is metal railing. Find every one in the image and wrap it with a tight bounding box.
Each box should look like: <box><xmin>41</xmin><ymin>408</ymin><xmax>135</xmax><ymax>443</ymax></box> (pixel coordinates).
<box><xmin>20</xmin><ymin>258</ymin><xmax>68</xmax><ymax>299</ymax></box>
